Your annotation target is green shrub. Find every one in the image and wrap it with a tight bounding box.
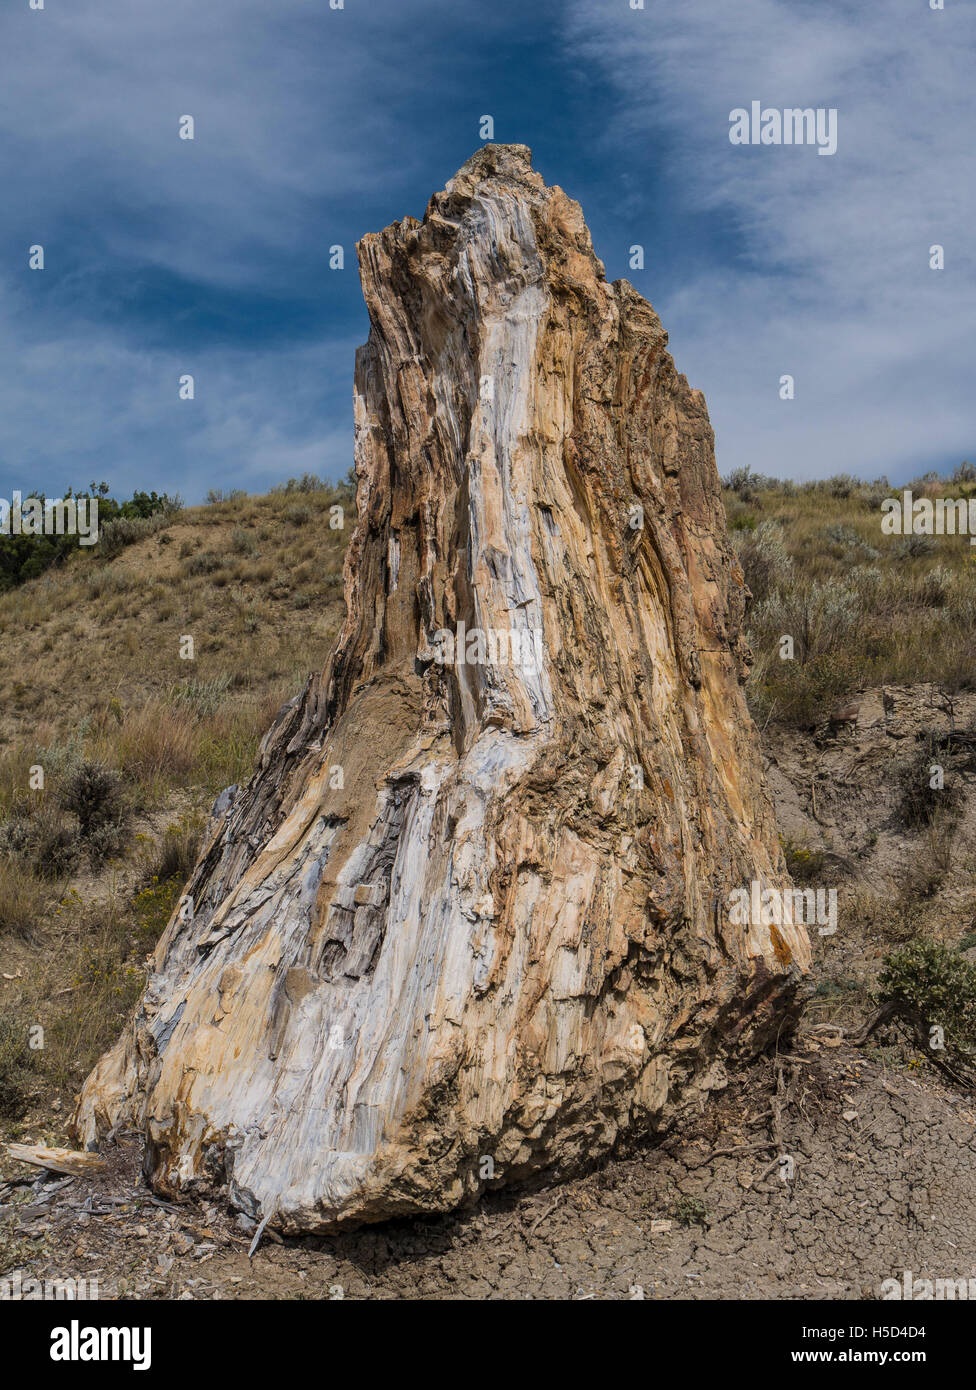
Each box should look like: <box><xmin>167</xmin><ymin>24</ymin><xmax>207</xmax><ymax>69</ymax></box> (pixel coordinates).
<box><xmin>781</xmin><ymin>838</ymin><xmax>826</xmax><ymax>884</ymax></box>
<box><xmin>878</xmin><ymin>938</ymin><xmax>976</xmax><ymax>1060</ymax></box>
<box><xmin>231</xmin><ymin>527</ymin><xmax>258</xmax><ymax>556</ymax></box>
<box><xmin>822</xmin><ymin>523</ymin><xmax>879</xmax><ymax>564</ymax></box>
<box><xmin>182</xmin><ymin>550</ymin><xmax>223</xmax><ymax>577</ymax></box>
<box><xmin>751</xmin><ymin>577</ymin><xmax>863</xmax><ymax>666</ymax></box>
<box><xmin>0</xmin><ymin>485</ymin><xmax>179</xmax><ymax>592</ymax></box>
<box><xmin>895</xmin><ymin>732</ymin><xmax>963</xmax><ymax>829</ymax></box>
<box><xmin>275</xmin><ymin>473</ymin><xmax>328</xmax><ymax>494</ymax></box>
<box><xmin>60</xmin><ymin>761</ymin><xmax>125</xmax><ymax>838</ymax></box>
<box><xmin>206</xmin><ymin>488</ymin><xmax>247</xmax><ymax>504</ymax></box>
<box><xmin>891</xmin><ymin>534</ymin><xmax>936</xmax><ymax>559</ymax></box>
<box><xmin>96</xmin><ymin>513</ymin><xmax>172</xmax><ymax>560</ymax></box>
<box><xmin>667</xmin><ymin>1194</ymin><xmax>709</xmax><ymax>1228</ymax></box>
<box><xmin>913</xmin><ymin>565</ymin><xmax>953</xmax><ymax>608</ymax></box>
<box><xmin>735</xmin><ymin>521</ymin><xmax>793</xmax><ymax>603</ymax></box>
<box><xmin>826</xmin><ymin>474</ymin><xmax>857</xmax><ymax>499</ymax></box>
<box><xmin>149</xmin><ymin>813</ymin><xmax>205</xmax><ymax>885</ymax></box>
<box><xmin>0</xmin><ymin>801</ymin><xmax>82</xmax><ymax>879</ymax></box>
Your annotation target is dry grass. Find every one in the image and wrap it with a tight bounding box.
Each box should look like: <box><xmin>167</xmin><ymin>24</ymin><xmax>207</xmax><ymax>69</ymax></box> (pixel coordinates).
<box><xmin>0</xmin><ymin>480</ymin><xmax>353</xmax><ymax>1120</ymax></box>
<box><xmin>0</xmin><ymin>480</ymin><xmax>351</xmax><ymax>793</ymax></box>
<box><xmin>0</xmin><ymin>858</ymin><xmax>51</xmax><ymax>939</ymax></box>
<box><xmin>727</xmin><ymin>471</ymin><xmax>976</xmax><ymax>727</ymax></box>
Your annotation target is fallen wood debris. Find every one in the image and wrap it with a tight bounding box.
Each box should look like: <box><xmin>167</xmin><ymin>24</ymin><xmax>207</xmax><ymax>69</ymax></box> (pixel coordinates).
<box><xmin>6</xmin><ymin>1143</ymin><xmax>107</xmax><ymax>1177</ymax></box>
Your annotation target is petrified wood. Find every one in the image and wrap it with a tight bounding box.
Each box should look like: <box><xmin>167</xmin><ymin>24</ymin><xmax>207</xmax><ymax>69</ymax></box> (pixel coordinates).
<box><xmin>73</xmin><ymin>145</ymin><xmax>810</xmax><ymax>1232</ymax></box>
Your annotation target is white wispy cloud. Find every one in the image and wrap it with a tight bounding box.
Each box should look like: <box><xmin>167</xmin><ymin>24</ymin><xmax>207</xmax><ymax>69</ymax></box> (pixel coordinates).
<box><xmin>0</xmin><ymin>0</ymin><xmax>464</xmax><ymax>499</ymax></box>
<box><xmin>565</xmin><ymin>0</ymin><xmax>975</xmax><ymax>481</ymax></box>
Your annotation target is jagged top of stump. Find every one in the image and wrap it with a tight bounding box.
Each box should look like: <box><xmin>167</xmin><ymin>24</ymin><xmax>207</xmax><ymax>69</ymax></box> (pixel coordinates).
<box><xmin>353</xmin><ymin>143</ymin><xmax>671</xmax><ymax>347</ymax></box>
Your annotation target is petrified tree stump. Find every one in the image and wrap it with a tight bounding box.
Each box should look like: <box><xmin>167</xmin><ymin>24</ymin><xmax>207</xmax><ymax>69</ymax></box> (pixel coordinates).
<box><xmin>73</xmin><ymin>145</ymin><xmax>810</xmax><ymax>1232</ymax></box>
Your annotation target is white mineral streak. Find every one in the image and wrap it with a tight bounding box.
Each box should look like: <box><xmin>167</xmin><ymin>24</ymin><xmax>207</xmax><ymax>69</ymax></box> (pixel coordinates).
<box><xmin>74</xmin><ymin>145</ymin><xmax>810</xmax><ymax>1232</ymax></box>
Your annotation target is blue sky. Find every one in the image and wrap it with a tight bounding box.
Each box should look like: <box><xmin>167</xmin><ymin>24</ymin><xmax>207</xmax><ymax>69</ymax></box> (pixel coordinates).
<box><xmin>1</xmin><ymin>0</ymin><xmax>972</xmax><ymax>502</ymax></box>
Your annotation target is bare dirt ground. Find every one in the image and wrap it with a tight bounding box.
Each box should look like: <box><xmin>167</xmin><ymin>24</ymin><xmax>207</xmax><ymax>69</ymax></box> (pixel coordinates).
<box><xmin>4</xmin><ymin>682</ymin><xmax>976</xmax><ymax>1300</ymax></box>
<box><xmin>4</xmin><ymin>1042</ymin><xmax>974</xmax><ymax>1300</ymax></box>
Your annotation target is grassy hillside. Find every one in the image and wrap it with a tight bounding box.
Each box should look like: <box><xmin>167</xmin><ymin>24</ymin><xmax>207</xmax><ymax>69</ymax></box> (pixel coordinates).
<box><xmin>0</xmin><ymin>478</ymin><xmax>352</xmax><ymax>1123</ymax></box>
<box><xmin>725</xmin><ymin>468</ymin><xmax>976</xmax><ymax>728</ymax></box>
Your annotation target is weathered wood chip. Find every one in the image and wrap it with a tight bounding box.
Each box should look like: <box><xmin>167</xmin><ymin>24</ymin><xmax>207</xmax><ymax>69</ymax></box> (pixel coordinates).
<box><xmin>6</xmin><ymin>1143</ymin><xmax>107</xmax><ymax>1177</ymax></box>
